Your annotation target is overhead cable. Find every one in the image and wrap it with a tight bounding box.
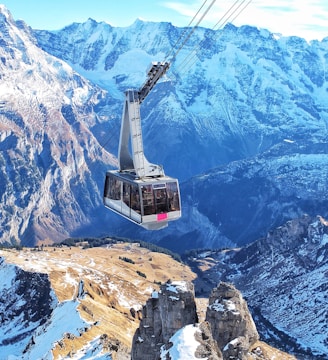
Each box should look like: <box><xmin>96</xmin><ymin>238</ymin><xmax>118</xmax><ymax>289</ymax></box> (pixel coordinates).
<box><xmin>166</xmin><ymin>0</ymin><xmax>217</xmax><ymax>64</ymax></box>
<box><xmin>175</xmin><ymin>0</ymin><xmax>253</xmax><ymax>75</ymax></box>
<box><xmin>165</xmin><ymin>0</ymin><xmax>211</xmax><ymax>62</ymax></box>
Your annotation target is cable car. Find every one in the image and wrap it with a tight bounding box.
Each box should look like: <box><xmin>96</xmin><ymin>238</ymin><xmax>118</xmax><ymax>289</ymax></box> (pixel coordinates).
<box><xmin>104</xmin><ymin>171</ymin><xmax>181</xmax><ymax>230</ymax></box>
<box><xmin>103</xmin><ymin>62</ymin><xmax>181</xmax><ymax>230</ymax></box>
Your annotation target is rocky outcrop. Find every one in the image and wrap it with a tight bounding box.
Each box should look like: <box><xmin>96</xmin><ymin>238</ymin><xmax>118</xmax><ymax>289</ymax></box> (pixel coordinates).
<box><xmin>132</xmin><ymin>281</ymin><xmax>259</xmax><ymax>360</ymax></box>
<box><xmin>194</xmin><ymin>321</ymin><xmax>222</xmax><ymax>359</ymax></box>
<box><xmin>131</xmin><ymin>281</ymin><xmax>198</xmax><ymax>360</ymax></box>
<box><xmin>0</xmin><ymin>257</ymin><xmax>55</xmax><ymax>348</ymax></box>
<box><xmin>206</xmin><ymin>282</ymin><xmax>259</xmax><ymax>359</ymax></box>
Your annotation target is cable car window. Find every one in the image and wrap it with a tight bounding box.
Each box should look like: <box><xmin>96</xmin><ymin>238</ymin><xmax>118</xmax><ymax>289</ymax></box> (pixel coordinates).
<box><xmin>154</xmin><ymin>188</ymin><xmax>168</xmax><ymax>214</ymax></box>
<box><xmin>109</xmin><ymin>177</ymin><xmax>121</xmax><ymax>200</ymax></box>
<box><xmin>131</xmin><ymin>184</ymin><xmax>141</xmax><ymax>213</ymax></box>
<box><xmin>123</xmin><ymin>182</ymin><xmax>130</xmax><ymax>208</ymax></box>
<box><xmin>142</xmin><ymin>185</ymin><xmax>155</xmax><ymax>215</ymax></box>
<box><xmin>104</xmin><ymin>175</ymin><xmax>110</xmax><ymax>198</ymax></box>
<box><xmin>167</xmin><ymin>182</ymin><xmax>180</xmax><ymax>211</ymax></box>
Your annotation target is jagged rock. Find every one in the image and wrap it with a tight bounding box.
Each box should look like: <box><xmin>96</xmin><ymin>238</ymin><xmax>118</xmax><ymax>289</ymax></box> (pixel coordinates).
<box><xmin>132</xmin><ymin>280</ymin><xmax>261</xmax><ymax>359</ymax></box>
<box><xmin>194</xmin><ymin>321</ymin><xmax>222</xmax><ymax>359</ymax></box>
<box><xmin>160</xmin><ymin>281</ymin><xmax>198</xmax><ymax>343</ymax></box>
<box><xmin>206</xmin><ymin>282</ymin><xmax>259</xmax><ymax>359</ymax></box>
<box><xmin>131</xmin><ymin>281</ymin><xmax>198</xmax><ymax>360</ymax></box>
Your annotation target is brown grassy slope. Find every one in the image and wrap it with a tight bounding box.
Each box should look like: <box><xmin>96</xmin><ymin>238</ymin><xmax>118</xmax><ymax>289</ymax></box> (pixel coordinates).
<box><xmin>0</xmin><ymin>244</ymin><xmax>296</xmax><ymax>360</ymax></box>
<box><xmin>0</xmin><ymin>244</ymin><xmax>195</xmax><ymax>358</ymax></box>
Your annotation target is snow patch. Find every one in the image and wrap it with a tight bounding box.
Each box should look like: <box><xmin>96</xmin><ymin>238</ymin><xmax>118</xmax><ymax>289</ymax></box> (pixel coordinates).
<box><xmin>209</xmin><ymin>299</ymin><xmax>239</xmax><ymax>314</ymax></box>
<box><xmin>160</xmin><ymin>324</ymin><xmax>203</xmax><ymax>360</ymax></box>
<box><xmin>223</xmin><ymin>337</ymin><xmax>240</xmax><ymax>351</ymax></box>
<box><xmin>165</xmin><ymin>281</ymin><xmax>189</xmax><ymax>294</ymax></box>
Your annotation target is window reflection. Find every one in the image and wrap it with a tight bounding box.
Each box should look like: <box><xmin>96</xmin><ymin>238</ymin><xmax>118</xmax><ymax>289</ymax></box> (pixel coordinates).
<box><xmin>154</xmin><ymin>188</ymin><xmax>168</xmax><ymax>213</ymax></box>
<box><xmin>131</xmin><ymin>184</ymin><xmax>141</xmax><ymax>213</ymax></box>
<box><xmin>167</xmin><ymin>182</ymin><xmax>180</xmax><ymax>211</ymax></box>
<box><xmin>141</xmin><ymin>185</ymin><xmax>155</xmax><ymax>215</ymax></box>
<box><xmin>105</xmin><ymin>176</ymin><xmax>180</xmax><ymax>217</ymax></box>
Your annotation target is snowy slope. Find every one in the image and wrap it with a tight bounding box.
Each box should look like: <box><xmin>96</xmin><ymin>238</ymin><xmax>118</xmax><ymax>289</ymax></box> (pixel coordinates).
<box><xmin>34</xmin><ymin>20</ymin><xmax>328</xmax><ymax>181</ymax></box>
<box><xmin>160</xmin><ymin>325</ymin><xmax>203</xmax><ymax>360</ymax></box>
<box><xmin>189</xmin><ymin>215</ymin><xmax>328</xmax><ymax>359</ymax></box>
<box><xmin>0</xmin><ymin>6</ymin><xmax>117</xmax><ymax>245</ymax></box>
<box><xmin>0</xmin><ymin>257</ymin><xmax>99</xmax><ymax>360</ymax></box>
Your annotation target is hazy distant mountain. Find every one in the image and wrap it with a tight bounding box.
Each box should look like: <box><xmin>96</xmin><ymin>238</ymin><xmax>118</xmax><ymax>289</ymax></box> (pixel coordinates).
<box><xmin>155</xmin><ymin>139</ymin><xmax>328</xmax><ymax>252</ymax></box>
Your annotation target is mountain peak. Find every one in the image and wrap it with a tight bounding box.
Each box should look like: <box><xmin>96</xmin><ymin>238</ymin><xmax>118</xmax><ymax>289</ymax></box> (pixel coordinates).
<box><xmin>0</xmin><ymin>5</ymin><xmax>16</xmax><ymax>27</ymax></box>
<box><xmin>0</xmin><ymin>4</ymin><xmax>10</xmax><ymax>16</ymax></box>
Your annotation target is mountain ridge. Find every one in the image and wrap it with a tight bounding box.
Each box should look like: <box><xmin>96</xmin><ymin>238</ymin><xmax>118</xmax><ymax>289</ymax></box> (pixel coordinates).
<box><xmin>0</xmin><ymin>242</ymin><xmax>196</xmax><ymax>359</ymax></box>
<box><xmin>0</xmin><ymin>6</ymin><xmax>117</xmax><ymax>245</ymax></box>
<box><xmin>1</xmin><ymin>5</ymin><xmax>328</xmax><ymax>254</ymax></box>
<box><xmin>188</xmin><ymin>214</ymin><xmax>328</xmax><ymax>358</ymax></box>
<box><xmin>31</xmin><ymin>12</ymin><xmax>328</xmax><ymax>250</ymax></box>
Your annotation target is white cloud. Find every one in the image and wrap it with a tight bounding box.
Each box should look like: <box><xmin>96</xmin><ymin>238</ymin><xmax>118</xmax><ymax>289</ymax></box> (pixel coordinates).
<box><xmin>162</xmin><ymin>0</ymin><xmax>328</xmax><ymax>40</ymax></box>
<box><xmin>162</xmin><ymin>0</ymin><xmax>211</xmax><ymax>21</ymax></box>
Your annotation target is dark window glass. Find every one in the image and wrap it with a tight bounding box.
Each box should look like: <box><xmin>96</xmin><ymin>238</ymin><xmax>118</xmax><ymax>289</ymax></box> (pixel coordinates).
<box><xmin>167</xmin><ymin>182</ymin><xmax>180</xmax><ymax>211</ymax></box>
<box><xmin>154</xmin><ymin>188</ymin><xmax>168</xmax><ymax>214</ymax></box>
<box><xmin>123</xmin><ymin>182</ymin><xmax>130</xmax><ymax>208</ymax></box>
<box><xmin>104</xmin><ymin>175</ymin><xmax>110</xmax><ymax>198</ymax></box>
<box><xmin>141</xmin><ymin>185</ymin><xmax>155</xmax><ymax>215</ymax></box>
<box><xmin>131</xmin><ymin>184</ymin><xmax>141</xmax><ymax>213</ymax></box>
<box><xmin>109</xmin><ymin>176</ymin><xmax>121</xmax><ymax>200</ymax></box>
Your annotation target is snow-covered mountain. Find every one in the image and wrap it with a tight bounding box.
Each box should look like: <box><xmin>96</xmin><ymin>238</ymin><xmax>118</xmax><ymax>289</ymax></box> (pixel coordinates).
<box><xmin>1</xmin><ymin>4</ymin><xmax>328</xmax><ymax>249</ymax></box>
<box><xmin>34</xmin><ymin>18</ymin><xmax>328</xmax><ymax>181</ymax></box>
<box><xmin>155</xmin><ymin>139</ymin><xmax>328</xmax><ymax>252</ymax></box>
<box><xmin>0</xmin><ymin>6</ymin><xmax>117</xmax><ymax>245</ymax></box>
<box><xmin>33</xmin><ymin>12</ymin><xmax>328</xmax><ymax>250</ymax></box>
<box><xmin>189</xmin><ymin>215</ymin><xmax>328</xmax><ymax>359</ymax></box>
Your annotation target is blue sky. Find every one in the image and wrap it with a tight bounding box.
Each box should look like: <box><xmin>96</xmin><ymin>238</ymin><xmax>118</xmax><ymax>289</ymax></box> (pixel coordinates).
<box><xmin>1</xmin><ymin>0</ymin><xmax>327</xmax><ymax>41</ymax></box>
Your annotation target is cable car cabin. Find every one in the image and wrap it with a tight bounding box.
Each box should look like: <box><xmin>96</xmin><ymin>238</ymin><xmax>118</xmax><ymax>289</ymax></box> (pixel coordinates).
<box><xmin>103</xmin><ymin>62</ymin><xmax>181</xmax><ymax>230</ymax></box>
<box><xmin>103</xmin><ymin>171</ymin><xmax>181</xmax><ymax>230</ymax></box>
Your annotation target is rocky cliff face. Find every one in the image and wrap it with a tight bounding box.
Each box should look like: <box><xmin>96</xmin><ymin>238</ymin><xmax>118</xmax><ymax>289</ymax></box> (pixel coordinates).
<box><xmin>131</xmin><ymin>281</ymin><xmax>198</xmax><ymax>360</ymax></box>
<box><xmin>189</xmin><ymin>215</ymin><xmax>328</xmax><ymax>359</ymax></box>
<box><xmin>206</xmin><ymin>282</ymin><xmax>259</xmax><ymax>359</ymax></box>
<box><xmin>0</xmin><ymin>6</ymin><xmax>116</xmax><ymax>245</ymax></box>
<box><xmin>0</xmin><ymin>257</ymin><xmax>55</xmax><ymax>349</ymax></box>
<box><xmin>0</xmin><ymin>244</ymin><xmax>297</xmax><ymax>359</ymax></box>
<box><xmin>0</xmin><ymin>243</ymin><xmax>197</xmax><ymax>359</ymax></box>
<box><xmin>132</xmin><ymin>281</ymin><xmax>262</xmax><ymax>360</ymax></box>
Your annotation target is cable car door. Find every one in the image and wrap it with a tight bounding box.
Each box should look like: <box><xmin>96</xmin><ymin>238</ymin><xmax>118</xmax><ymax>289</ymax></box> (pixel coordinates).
<box><xmin>153</xmin><ymin>184</ymin><xmax>168</xmax><ymax>214</ymax></box>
